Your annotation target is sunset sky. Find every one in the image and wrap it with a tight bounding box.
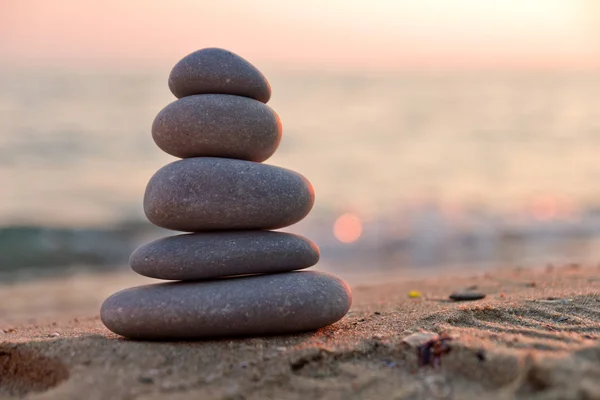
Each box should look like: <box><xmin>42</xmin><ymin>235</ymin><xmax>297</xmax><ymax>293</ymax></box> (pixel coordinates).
<box><xmin>2</xmin><ymin>0</ymin><xmax>599</xmax><ymax>70</ymax></box>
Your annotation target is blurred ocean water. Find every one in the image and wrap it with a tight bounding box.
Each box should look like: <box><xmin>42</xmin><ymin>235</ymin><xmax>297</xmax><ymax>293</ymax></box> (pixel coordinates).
<box><xmin>2</xmin><ymin>69</ymin><xmax>600</xmax><ymax>274</ymax></box>
<box><xmin>2</xmin><ymin>69</ymin><xmax>600</xmax><ymax>226</ymax></box>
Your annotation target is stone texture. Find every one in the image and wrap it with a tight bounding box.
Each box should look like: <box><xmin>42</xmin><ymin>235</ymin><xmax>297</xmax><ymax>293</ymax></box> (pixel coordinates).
<box><xmin>168</xmin><ymin>48</ymin><xmax>271</xmax><ymax>103</ymax></box>
<box><xmin>144</xmin><ymin>157</ymin><xmax>314</xmax><ymax>232</ymax></box>
<box><xmin>100</xmin><ymin>271</ymin><xmax>352</xmax><ymax>339</ymax></box>
<box><xmin>130</xmin><ymin>231</ymin><xmax>320</xmax><ymax>280</ymax></box>
<box><xmin>152</xmin><ymin>94</ymin><xmax>281</xmax><ymax>162</ymax></box>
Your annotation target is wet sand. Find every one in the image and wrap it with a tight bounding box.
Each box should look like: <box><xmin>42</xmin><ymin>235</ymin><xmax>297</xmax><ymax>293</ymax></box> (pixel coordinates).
<box><xmin>1</xmin><ymin>264</ymin><xmax>599</xmax><ymax>399</ymax></box>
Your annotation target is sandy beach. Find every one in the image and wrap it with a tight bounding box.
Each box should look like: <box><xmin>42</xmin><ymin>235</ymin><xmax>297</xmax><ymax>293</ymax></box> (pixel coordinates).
<box><xmin>0</xmin><ymin>264</ymin><xmax>598</xmax><ymax>399</ymax></box>
<box><xmin>4</xmin><ymin>2</ymin><xmax>600</xmax><ymax>399</ymax></box>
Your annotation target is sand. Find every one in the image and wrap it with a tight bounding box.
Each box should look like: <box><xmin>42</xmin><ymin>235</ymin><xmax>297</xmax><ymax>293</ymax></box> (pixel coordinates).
<box><xmin>1</xmin><ymin>264</ymin><xmax>599</xmax><ymax>400</ymax></box>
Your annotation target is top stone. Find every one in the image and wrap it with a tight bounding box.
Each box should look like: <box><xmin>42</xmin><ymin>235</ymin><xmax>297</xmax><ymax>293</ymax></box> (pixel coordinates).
<box><xmin>168</xmin><ymin>48</ymin><xmax>271</xmax><ymax>103</ymax></box>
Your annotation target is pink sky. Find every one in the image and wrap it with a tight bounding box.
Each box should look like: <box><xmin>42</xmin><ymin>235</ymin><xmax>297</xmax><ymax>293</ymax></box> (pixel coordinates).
<box><xmin>2</xmin><ymin>0</ymin><xmax>599</xmax><ymax>70</ymax></box>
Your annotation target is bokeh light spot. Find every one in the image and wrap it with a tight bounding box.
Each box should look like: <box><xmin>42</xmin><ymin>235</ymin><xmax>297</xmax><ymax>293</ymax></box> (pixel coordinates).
<box><xmin>333</xmin><ymin>213</ymin><xmax>363</xmax><ymax>243</ymax></box>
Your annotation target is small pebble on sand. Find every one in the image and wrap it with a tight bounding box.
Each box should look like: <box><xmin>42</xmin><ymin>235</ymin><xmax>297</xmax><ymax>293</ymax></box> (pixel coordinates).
<box><xmin>449</xmin><ymin>292</ymin><xmax>486</xmax><ymax>301</ymax></box>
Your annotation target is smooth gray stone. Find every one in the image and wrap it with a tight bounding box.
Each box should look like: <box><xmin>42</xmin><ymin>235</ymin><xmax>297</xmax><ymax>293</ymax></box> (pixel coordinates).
<box><xmin>449</xmin><ymin>292</ymin><xmax>486</xmax><ymax>301</ymax></box>
<box><xmin>152</xmin><ymin>94</ymin><xmax>281</xmax><ymax>162</ymax></box>
<box><xmin>168</xmin><ymin>48</ymin><xmax>271</xmax><ymax>103</ymax></box>
<box><xmin>100</xmin><ymin>271</ymin><xmax>352</xmax><ymax>339</ymax></box>
<box><xmin>130</xmin><ymin>231</ymin><xmax>320</xmax><ymax>280</ymax></box>
<box><xmin>144</xmin><ymin>158</ymin><xmax>314</xmax><ymax>232</ymax></box>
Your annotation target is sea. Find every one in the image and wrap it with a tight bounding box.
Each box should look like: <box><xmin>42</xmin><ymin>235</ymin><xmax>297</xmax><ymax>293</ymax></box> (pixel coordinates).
<box><xmin>2</xmin><ymin>68</ymin><xmax>600</xmax><ymax>278</ymax></box>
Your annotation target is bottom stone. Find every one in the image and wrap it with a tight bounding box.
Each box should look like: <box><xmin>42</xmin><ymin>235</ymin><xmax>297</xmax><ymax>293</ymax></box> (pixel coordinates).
<box><xmin>100</xmin><ymin>271</ymin><xmax>352</xmax><ymax>339</ymax></box>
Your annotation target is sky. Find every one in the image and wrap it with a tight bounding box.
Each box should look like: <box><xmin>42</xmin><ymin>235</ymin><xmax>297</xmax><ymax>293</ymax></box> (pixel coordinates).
<box><xmin>2</xmin><ymin>0</ymin><xmax>599</xmax><ymax>70</ymax></box>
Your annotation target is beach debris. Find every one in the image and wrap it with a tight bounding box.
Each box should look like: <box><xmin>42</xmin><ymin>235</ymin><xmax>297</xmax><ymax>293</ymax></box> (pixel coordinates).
<box><xmin>402</xmin><ymin>331</ymin><xmax>439</xmax><ymax>347</ymax></box>
<box><xmin>449</xmin><ymin>291</ymin><xmax>486</xmax><ymax>301</ymax></box>
<box><xmin>536</xmin><ymin>297</ymin><xmax>573</xmax><ymax>304</ymax></box>
<box><xmin>417</xmin><ymin>334</ymin><xmax>452</xmax><ymax>368</ymax></box>
<box><xmin>402</xmin><ymin>331</ymin><xmax>453</xmax><ymax>368</ymax></box>
<box><xmin>48</xmin><ymin>332</ymin><xmax>60</xmax><ymax>338</ymax></box>
<box><xmin>408</xmin><ymin>290</ymin><xmax>422</xmax><ymax>298</ymax></box>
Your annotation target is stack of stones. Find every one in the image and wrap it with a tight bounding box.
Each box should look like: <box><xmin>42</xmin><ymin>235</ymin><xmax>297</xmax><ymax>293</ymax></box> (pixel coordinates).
<box><xmin>101</xmin><ymin>48</ymin><xmax>352</xmax><ymax>340</ymax></box>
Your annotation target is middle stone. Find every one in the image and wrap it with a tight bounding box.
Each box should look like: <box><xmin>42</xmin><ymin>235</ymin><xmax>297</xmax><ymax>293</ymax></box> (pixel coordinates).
<box><xmin>144</xmin><ymin>157</ymin><xmax>315</xmax><ymax>232</ymax></box>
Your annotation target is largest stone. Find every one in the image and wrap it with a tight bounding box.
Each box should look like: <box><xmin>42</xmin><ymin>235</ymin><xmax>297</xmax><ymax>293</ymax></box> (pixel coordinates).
<box><xmin>144</xmin><ymin>158</ymin><xmax>314</xmax><ymax>232</ymax></box>
<box><xmin>100</xmin><ymin>271</ymin><xmax>352</xmax><ymax>339</ymax></box>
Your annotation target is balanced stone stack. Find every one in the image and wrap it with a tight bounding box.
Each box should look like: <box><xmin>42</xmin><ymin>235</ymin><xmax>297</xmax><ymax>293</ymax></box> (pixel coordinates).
<box><xmin>101</xmin><ymin>48</ymin><xmax>352</xmax><ymax>340</ymax></box>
